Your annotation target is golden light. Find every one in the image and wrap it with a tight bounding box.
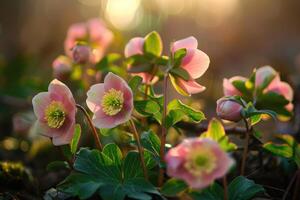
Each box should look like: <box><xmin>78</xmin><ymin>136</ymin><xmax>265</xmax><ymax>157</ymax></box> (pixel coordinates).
<box><xmin>104</xmin><ymin>0</ymin><xmax>142</xmax><ymax>30</ymax></box>
<box><xmin>155</xmin><ymin>0</ymin><xmax>186</xmax><ymax>15</ymax></box>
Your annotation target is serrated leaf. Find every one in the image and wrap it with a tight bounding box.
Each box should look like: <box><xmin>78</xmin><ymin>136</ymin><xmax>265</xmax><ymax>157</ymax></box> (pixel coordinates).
<box><xmin>140</xmin><ymin>131</ymin><xmax>161</xmax><ymax>157</ymax></box>
<box><xmin>161</xmin><ymin>178</ymin><xmax>188</xmax><ymax>197</ymax></box>
<box><xmin>70</xmin><ymin>124</ymin><xmax>81</xmax><ymax>154</ymax></box>
<box><xmin>143</xmin><ymin>31</ymin><xmax>162</xmax><ymax>57</ymax></box>
<box><xmin>228</xmin><ymin>176</ymin><xmax>265</xmax><ymax>200</ymax></box>
<box><xmin>128</xmin><ymin>76</ymin><xmax>143</xmax><ymax>95</ymax></box>
<box><xmin>134</xmin><ymin>99</ymin><xmax>162</xmax><ymax>123</ymax></box>
<box><xmin>166</xmin><ymin>99</ymin><xmax>205</xmax><ymax>128</ymax></box>
<box><xmin>200</xmin><ymin>118</ymin><xmax>237</xmax><ymax>152</ymax></box>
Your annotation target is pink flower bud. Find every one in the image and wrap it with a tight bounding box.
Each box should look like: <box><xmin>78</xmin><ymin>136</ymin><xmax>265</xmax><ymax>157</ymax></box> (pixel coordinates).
<box><xmin>255</xmin><ymin>66</ymin><xmax>277</xmax><ymax>88</ymax></box>
<box><xmin>216</xmin><ymin>97</ymin><xmax>243</xmax><ymax>122</ymax></box>
<box><xmin>72</xmin><ymin>45</ymin><xmax>91</xmax><ymax>64</ymax></box>
<box><xmin>52</xmin><ymin>56</ymin><xmax>72</xmax><ymax>80</ymax></box>
<box><xmin>223</xmin><ymin>76</ymin><xmax>247</xmax><ymax>96</ymax></box>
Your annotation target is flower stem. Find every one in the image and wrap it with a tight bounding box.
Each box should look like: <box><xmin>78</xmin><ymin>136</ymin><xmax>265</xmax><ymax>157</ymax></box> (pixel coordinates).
<box><xmin>241</xmin><ymin>118</ymin><xmax>251</xmax><ymax>176</ymax></box>
<box><xmin>158</xmin><ymin>73</ymin><xmax>169</xmax><ymax>187</ymax></box>
<box><xmin>76</xmin><ymin>104</ymin><xmax>103</xmax><ymax>151</ymax></box>
<box><xmin>129</xmin><ymin>119</ymin><xmax>148</xmax><ymax>180</ymax></box>
<box><xmin>223</xmin><ymin>175</ymin><xmax>228</xmax><ymax>200</ymax></box>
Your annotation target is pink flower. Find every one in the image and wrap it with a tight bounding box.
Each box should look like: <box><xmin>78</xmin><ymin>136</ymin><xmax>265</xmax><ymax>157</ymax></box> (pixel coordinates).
<box><xmin>264</xmin><ymin>74</ymin><xmax>294</xmax><ymax>112</ymax></box>
<box><xmin>165</xmin><ymin>138</ymin><xmax>234</xmax><ymax>189</ymax></box>
<box><xmin>32</xmin><ymin>79</ymin><xmax>76</xmax><ymax>145</ymax></box>
<box><xmin>216</xmin><ymin>97</ymin><xmax>243</xmax><ymax>122</ymax></box>
<box><xmin>255</xmin><ymin>65</ymin><xmax>277</xmax><ymax>88</ymax></box>
<box><xmin>86</xmin><ymin>72</ymin><xmax>133</xmax><ymax>128</ymax></box>
<box><xmin>124</xmin><ymin>37</ymin><xmax>159</xmax><ymax>84</ymax></box>
<box><xmin>72</xmin><ymin>44</ymin><xmax>91</xmax><ymax>64</ymax></box>
<box><xmin>223</xmin><ymin>76</ymin><xmax>247</xmax><ymax>96</ymax></box>
<box><xmin>170</xmin><ymin>36</ymin><xmax>210</xmax><ymax>96</ymax></box>
<box><xmin>52</xmin><ymin>55</ymin><xmax>72</xmax><ymax>80</ymax></box>
<box><xmin>64</xmin><ymin>18</ymin><xmax>113</xmax><ymax>63</ymax></box>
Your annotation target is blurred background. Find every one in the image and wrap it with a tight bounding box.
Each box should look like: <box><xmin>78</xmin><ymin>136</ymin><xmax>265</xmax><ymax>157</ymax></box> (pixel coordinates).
<box><xmin>1</xmin><ymin>0</ymin><xmax>300</xmax><ymax>198</ymax></box>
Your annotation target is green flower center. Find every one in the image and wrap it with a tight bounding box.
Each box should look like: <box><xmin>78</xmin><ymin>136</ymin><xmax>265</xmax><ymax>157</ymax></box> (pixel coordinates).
<box><xmin>44</xmin><ymin>101</ymin><xmax>66</xmax><ymax>129</ymax></box>
<box><xmin>184</xmin><ymin>149</ymin><xmax>217</xmax><ymax>176</ymax></box>
<box><xmin>101</xmin><ymin>88</ymin><xmax>124</xmax><ymax>116</ymax></box>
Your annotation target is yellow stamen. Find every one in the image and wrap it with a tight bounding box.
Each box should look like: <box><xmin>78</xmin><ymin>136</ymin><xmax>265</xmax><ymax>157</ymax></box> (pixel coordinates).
<box><xmin>44</xmin><ymin>101</ymin><xmax>66</xmax><ymax>128</ymax></box>
<box><xmin>101</xmin><ymin>88</ymin><xmax>124</xmax><ymax>116</ymax></box>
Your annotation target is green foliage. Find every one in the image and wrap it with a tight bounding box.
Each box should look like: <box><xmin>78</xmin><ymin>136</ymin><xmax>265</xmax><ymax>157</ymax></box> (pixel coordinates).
<box><xmin>161</xmin><ymin>178</ymin><xmax>188</xmax><ymax>197</ymax></box>
<box><xmin>189</xmin><ymin>176</ymin><xmax>264</xmax><ymax>200</ymax></box>
<box><xmin>169</xmin><ymin>67</ymin><xmax>190</xmax><ymax>81</ymax></box>
<box><xmin>134</xmin><ymin>99</ymin><xmax>162</xmax><ymax>124</ymax></box>
<box><xmin>200</xmin><ymin>118</ymin><xmax>237</xmax><ymax>152</ymax></box>
<box><xmin>128</xmin><ymin>75</ymin><xmax>143</xmax><ymax>95</ymax></box>
<box><xmin>241</xmin><ymin>102</ymin><xmax>277</xmax><ymax>120</ymax></box>
<box><xmin>58</xmin><ymin>144</ymin><xmax>161</xmax><ymax>200</ymax></box>
<box><xmin>46</xmin><ymin>161</ymin><xmax>70</xmax><ymax>171</ymax></box>
<box><xmin>173</xmin><ymin>48</ymin><xmax>187</xmax><ymax>68</ymax></box>
<box><xmin>166</xmin><ymin>99</ymin><xmax>205</xmax><ymax>128</ymax></box>
<box><xmin>263</xmin><ymin>134</ymin><xmax>300</xmax><ymax>167</ymax></box>
<box><xmin>143</xmin><ymin>31</ymin><xmax>163</xmax><ymax>57</ymax></box>
<box><xmin>70</xmin><ymin>124</ymin><xmax>81</xmax><ymax>154</ymax></box>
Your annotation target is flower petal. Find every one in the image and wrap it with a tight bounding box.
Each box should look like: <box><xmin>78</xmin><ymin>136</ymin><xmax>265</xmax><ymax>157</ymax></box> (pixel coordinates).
<box><xmin>32</xmin><ymin>92</ymin><xmax>51</xmax><ymax>121</ymax></box>
<box><xmin>92</xmin><ymin>109</ymin><xmax>118</xmax><ymax>129</ymax></box>
<box><xmin>177</xmin><ymin>78</ymin><xmax>206</xmax><ymax>95</ymax></box>
<box><xmin>124</xmin><ymin>37</ymin><xmax>145</xmax><ymax>57</ymax></box>
<box><xmin>104</xmin><ymin>72</ymin><xmax>126</xmax><ymax>91</ymax></box>
<box><xmin>181</xmin><ymin>49</ymin><xmax>210</xmax><ymax>79</ymax></box>
<box><xmin>86</xmin><ymin>83</ymin><xmax>105</xmax><ymax>113</ymax></box>
<box><xmin>172</xmin><ymin>36</ymin><xmax>198</xmax><ymax>52</ymax></box>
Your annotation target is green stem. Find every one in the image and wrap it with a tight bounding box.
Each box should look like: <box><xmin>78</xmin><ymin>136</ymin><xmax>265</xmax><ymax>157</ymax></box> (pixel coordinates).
<box><xmin>76</xmin><ymin>104</ymin><xmax>103</xmax><ymax>151</ymax></box>
<box><xmin>129</xmin><ymin>119</ymin><xmax>148</xmax><ymax>180</ymax></box>
<box><xmin>158</xmin><ymin>73</ymin><xmax>169</xmax><ymax>186</ymax></box>
<box><xmin>240</xmin><ymin>118</ymin><xmax>251</xmax><ymax>176</ymax></box>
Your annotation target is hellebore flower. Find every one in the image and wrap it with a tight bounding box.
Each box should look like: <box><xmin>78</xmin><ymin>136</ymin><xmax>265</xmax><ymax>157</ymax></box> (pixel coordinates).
<box><xmin>86</xmin><ymin>72</ymin><xmax>133</xmax><ymax>128</ymax></box>
<box><xmin>124</xmin><ymin>37</ymin><xmax>159</xmax><ymax>84</ymax></box>
<box><xmin>255</xmin><ymin>65</ymin><xmax>277</xmax><ymax>88</ymax></box>
<box><xmin>32</xmin><ymin>79</ymin><xmax>76</xmax><ymax>145</ymax></box>
<box><xmin>64</xmin><ymin>18</ymin><xmax>113</xmax><ymax>63</ymax></box>
<box><xmin>72</xmin><ymin>44</ymin><xmax>91</xmax><ymax>64</ymax></box>
<box><xmin>52</xmin><ymin>55</ymin><xmax>72</xmax><ymax>80</ymax></box>
<box><xmin>170</xmin><ymin>36</ymin><xmax>210</xmax><ymax>96</ymax></box>
<box><xmin>165</xmin><ymin>138</ymin><xmax>234</xmax><ymax>189</ymax></box>
<box><xmin>216</xmin><ymin>97</ymin><xmax>243</xmax><ymax>122</ymax></box>
<box><xmin>223</xmin><ymin>76</ymin><xmax>247</xmax><ymax>96</ymax></box>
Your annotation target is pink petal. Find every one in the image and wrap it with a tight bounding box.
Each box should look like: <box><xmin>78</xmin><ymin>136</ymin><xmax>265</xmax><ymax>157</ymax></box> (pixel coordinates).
<box><xmin>177</xmin><ymin>78</ymin><xmax>206</xmax><ymax>95</ymax></box>
<box><xmin>286</xmin><ymin>103</ymin><xmax>294</xmax><ymax>112</ymax></box>
<box><xmin>32</xmin><ymin>92</ymin><xmax>51</xmax><ymax>121</ymax></box>
<box><xmin>87</xmin><ymin>18</ymin><xmax>113</xmax><ymax>48</ymax></box>
<box><xmin>104</xmin><ymin>72</ymin><xmax>126</xmax><ymax>91</ymax></box>
<box><xmin>181</xmin><ymin>49</ymin><xmax>210</xmax><ymax>79</ymax></box>
<box><xmin>223</xmin><ymin>76</ymin><xmax>247</xmax><ymax>96</ymax></box>
<box><xmin>92</xmin><ymin>109</ymin><xmax>118</xmax><ymax>129</ymax></box>
<box><xmin>267</xmin><ymin>81</ymin><xmax>293</xmax><ymax>101</ymax></box>
<box><xmin>255</xmin><ymin>65</ymin><xmax>277</xmax><ymax>87</ymax></box>
<box><xmin>52</xmin><ymin>121</ymin><xmax>75</xmax><ymax>146</ymax></box>
<box><xmin>86</xmin><ymin>83</ymin><xmax>105</xmax><ymax>113</ymax></box>
<box><xmin>124</xmin><ymin>37</ymin><xmax>145</xmax><ymax>57</ymax></box>
<box><xmin>171</xmin><ymin>36</ymin><xmax>198</xmax><ymax>52</ymax></box>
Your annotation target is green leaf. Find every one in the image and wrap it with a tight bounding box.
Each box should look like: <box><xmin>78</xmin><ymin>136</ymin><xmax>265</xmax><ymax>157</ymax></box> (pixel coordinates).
<box><xmin>61</xmin><ymin>145</ymin><xmax>73</xmax><ymax>161</ymax></box>
<box><xmin>156</xmin><ymin>56</ymin><xmax>169</xmax><ymax>66</ymax></box>
<box><xmin>96</xmin><ymin>53</ymin><xmax>121</xmax><ymax>70</ymax></box>
<box><xmin>47</xmin><ymin>161</ymin><xmax>70</xmax><ymax>171</ymax></box>
<box><xmin>188</xmin><ymin>183</ymin><xmax>223</xmax><ymax>200</ymax></box>
<box><xmin>169</xmin><ymin>67</ymin><xmax>190</xmax><ymax>81</ymax></box>
<box><xmin>128</xmin><ymin>75</ymin><xmax>143</xmax><ymax>95</ymax></box>
<box><xmin>242</xmin><ymin>102</ymin><xmax>277</xmax><ymax>120</ymax></box>
<box><xmin>232</xmin><ymin>79</ymin><xmax>253</xmax><ymax>100</ymax></box>
<box><xmin>134</xmin><ymin>100</ymin><xmax>162</xmax><ymax>123</ymax></box>
<box><xmin>173</xmin><ymin>48</ymin><xmax>187</xmax><ymax>68</ymax></box>
<box><xmin>200</xmin><ymin>118</ymin><xmax>237</xmax><ymax>152</ymax></box>
<box><xmin>70</xmin><ymin>124</ymin><xmax>81</xmax><ymax>154</ymax></box>
<box><xmin>228</xmin><ymin>176</ymin><xmax>265</xmax><ymax>200</ymax></box>
<box><xmin>140</xmin><ymin>130</ymin><xmax>161</xmax><ymax>158</ymax></box>
<box><xmin>143</xmin><ymin>31</ymin><xmax>162</xmax><ymax>57</ymax></box>
<box><xmin>250</xmin><ymin>114</ymin><xmax>262</xmax><ymax>126</ymax></box>
<box><xmin>263</xmin><ymin>143</ymin><xmax>293</xmax><ymax>158</ymax></box>
<box><xmin>59</xmin><ymin>145</ymin><xmax>161</xmax><ymax>200</ymax></box>
<box><xmin>169</xmin><ymin>73</ymin><xmax>190</xmax><ymax>96</ymax></box>
<box><xmin>161</xmin><ymin>178</ymin><xmax>188</xmax><ymax>197</ymax></box>
<box><xmin>166</xmin><ymin>99</ymin><xmax>205</xmax><ymax>128</ymax></box>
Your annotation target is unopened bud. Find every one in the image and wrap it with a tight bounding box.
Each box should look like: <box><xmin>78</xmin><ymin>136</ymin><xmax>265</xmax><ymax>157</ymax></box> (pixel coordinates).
<box><xmin>72</xmin><ymin>45</ymin><xmax>91</xmax><ymax>64</ymax></box>
<box><xmin>216</xmin><ymin>97</ymin><xmax>243</xmax><ymax>122</ymax></box>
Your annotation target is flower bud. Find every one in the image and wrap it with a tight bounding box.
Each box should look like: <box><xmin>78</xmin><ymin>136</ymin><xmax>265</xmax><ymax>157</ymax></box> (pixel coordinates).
<box><xmin>52</xmin><ymin>56</ymin><xmax>72</xmax><ymax>80</ymax></box>
<box><xmin>255</xmin><ymin>66</ymin><xmax>277</xmax><ymax>88</ymax></box>
<box><xmin>72</xmin><ymin>45</ymin><xmax>91</xmax><ymax>64</ymax></box>
<box><xmin>216</xmin><ymin>97</ymin><xmax>243</xmax><ymax>122</ymax></box>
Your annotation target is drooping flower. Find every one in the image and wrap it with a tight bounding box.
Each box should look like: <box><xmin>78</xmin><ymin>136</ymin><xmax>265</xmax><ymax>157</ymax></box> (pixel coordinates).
<box><xmin>52</xmin><ymin>55</ymin><xmax>72</xmax><ymax>80</ymax></box>
<box><xmin>86</xmin><ymin>72</ymin><xmax>133</xmax><ymax>128</ymax></box>
<box><xmin>223</xmin><ymin>76</ymin><xmax>247</xmax><ymax>96</ymax></box>
<box><xmin>165</xmin><ymin>138</ymin><xmax>234</xmax><ymax>189</ymax></box>
<box><xmin>216</xmin><ymin>97</ymin><xmax>243</xmax><ymax>122</ymax></box>
<box><xmin>72</xmin><ymin>44</ymin><xmax>91</xmax><ymax>64</ymax></box>
<box><xmin>124</xmin><ymin>37</ymin><xmax>159</xmax><ymax>84</ymax></box>
<box><xmin>255</xmin><ymin>65</ymin><xmax>277</xmax><ymax>88</ymax></box>
<box><xmin>64</xmin><ymin>18</ymin><xmax>113</xmax><ymax>63</ymax></box>
<box><xmin>170</xmin><ymin>36</ymin><xmax>210</xmax><ymax>96</ymax></box>
<box><xmin>32</xmin><ymin>79</ymin><xmax>76</xmax><ymax>145</ymax></box>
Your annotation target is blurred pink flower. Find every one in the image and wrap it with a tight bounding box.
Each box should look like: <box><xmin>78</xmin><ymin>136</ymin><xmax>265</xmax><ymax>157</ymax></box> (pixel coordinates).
<box><xmin>32</xmin><ymin>79</ymin><xmax>76</xmax><ymax>145</ymax></box>
<box><xmin>86</xmin><ymin>72</ymin><xmax>133</xmax><ymax>128</ymax></box>
<box><xmin>223</xmin><ymin>76</ymin><xmax>247</xmax><ymax>96</ymax></box>
<box><xmin>170</xmin><ymin>36</ymin><xmax>210</xmax><ymax>96</ymax></box>
<box><xmin>72</xmin><ymin>44</ymin><xmax>91</xmax><ymax>64</ymax></box>
<box><xmin>255</xmin><ymin>65</ymin><xmax>277</xmax><ymax>88</ymax></box>
<box><xmin>165</xmin><ymin>138</ymin><xmax>234</xmax><ymax>189</ymax></box>
<box><xmin>52</xmin><ymin>55</ymin><xmax>72</xmax><ymax>80</ymax></box>
<box><xmin>124</xmin><ymin>37</ymin><xmax>159</xmax><ymax>84</ymax></box>
<box><xmin>64</xmin><ymin>18</ymin><xmax>113</xmax><ymax>63</ymax></box>
<box><xmin>216</xmin><ymin>97</ymin><xmax>243</xmax><ymax>122</ymax></box>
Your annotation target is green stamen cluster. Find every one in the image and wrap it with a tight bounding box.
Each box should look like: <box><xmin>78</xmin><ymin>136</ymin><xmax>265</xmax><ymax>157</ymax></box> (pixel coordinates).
<box><xmin>184</xmin><ymin>149</ymin><xmax>217</xmax><ymax>176</ymax></box>
<box><xmin>45</xmin><ymin>101</ymin><xmax>66</xmax><ymax>129</ymax></box>
<box><xmin>101</xmin><ymin>88</ymin><xmax>124</xmax><ymax>116</ymax></box>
